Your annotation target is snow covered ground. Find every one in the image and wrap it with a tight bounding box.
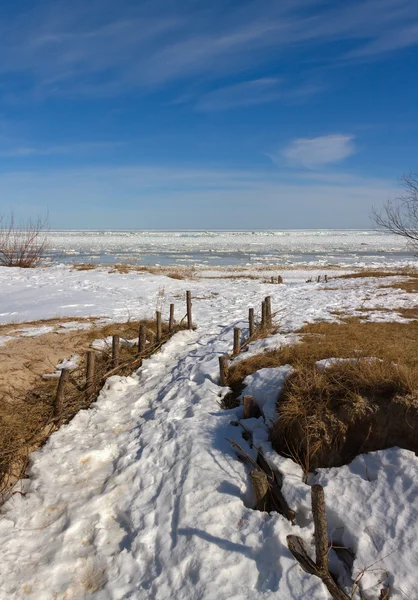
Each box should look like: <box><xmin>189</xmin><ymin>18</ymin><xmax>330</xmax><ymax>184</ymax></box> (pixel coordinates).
<box><xmin>0</xmin><ymin>264</ymin><xmax>417</xmax><ymax>599</ymax></box>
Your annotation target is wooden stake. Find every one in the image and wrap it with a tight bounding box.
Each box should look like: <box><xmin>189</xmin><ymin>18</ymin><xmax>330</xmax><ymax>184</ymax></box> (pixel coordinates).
<box><xmin>156</xmin><ymin>311</ymin><xmax>162</xmax><ymax>342</ymax></box>
<box><xmin>317</xmin><ymin>275</ymin><xmax>321</xmax><ymax>283</ymax></box>
<box><xmin>249</xmin><ymin>308</ymin><xmax>255</xmax><ymax>337</ymax></box>
<box><xmin>138</xmin><ymin>323</ymin><xmax>146</xmax><ymax>354</ymax></box>
<box><xmin>186</xmin><ymin>290</ymin><xmax>192</xmax><ymax>330</ymax></box>
<box><xmin>271</xmin><ymin>276</ymin><xmax>275</xmax><ymax>284</ymax></box>
<box><xmin>243</xmin><ymin>395</ymin><xmax>255</xmax><ymax>419</ymax></box>
<box><xmin>324</xmin><ymin>274</ymin><xmax>328</xmax><ymax>283</ymax></box>
<box><xmin>169</xmin><ymin>303</ymin><xmax>175</xmax><ymax>332</ymax></box>
<box><xmin>261</xmin><ymin>300</ymin><xmax>266</xmax><ymax>328</ymax></box>
<box><xmin>233</xmin><ymin>327</ymin><xmax>241</xmax><ymax>355</ymax></box>
<box><xmin>112</xmin><ymin>334</ymin><xmax>120</xmax><ymax>369</ymax></box>
<box><xmin>219</xmin><ymin>355</ymin><xmax>229</xmax><ymax>386</ymax></box>
<box><xmin>86</xmin><ymin>350</ymin><xmax>96</xmax><ymax>399</ymax></box>
<box><xmin>265</xmin><ymin>296</ymin><xmax>272</xmax><ymax>328</ymax></box>
<box><xmin>54</xmin><ymin>368</ymin><xmax>70</xmax><ymax>422</ymax></box>
<box><xmin>311</xmin><ymin>484</ymin><xmax>329</xmax><ymax>573</ymax></box>
<box><xmin>278</xmin><ymin>275</ymin><xmax>283</xmax><ymax>284</ymax></box>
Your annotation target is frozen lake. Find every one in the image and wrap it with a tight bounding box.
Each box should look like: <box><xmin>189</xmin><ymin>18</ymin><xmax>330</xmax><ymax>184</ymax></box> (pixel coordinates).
<box><xmin>46</xmin><ymin>229</ymin><xmax>416</xmax><ymax>268</ymax></box>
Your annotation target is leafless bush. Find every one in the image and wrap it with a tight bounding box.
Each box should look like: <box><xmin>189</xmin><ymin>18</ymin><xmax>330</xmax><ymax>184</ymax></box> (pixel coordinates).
<box><xmin>373</xmin><ymin>171</ymin><xmax>418</xmax><ymax>250</ymax></box>
<box><xmin>0</xmin><ymin>213</ymin><xmax>48</xmax><ymax>267</ymax></box>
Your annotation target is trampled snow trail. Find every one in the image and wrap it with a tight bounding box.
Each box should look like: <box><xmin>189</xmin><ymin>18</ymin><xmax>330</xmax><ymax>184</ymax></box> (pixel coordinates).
<box><xmin>0</xmin><ymin>266</ymin><xmax>417</xmax><ymax>599</ymax></box>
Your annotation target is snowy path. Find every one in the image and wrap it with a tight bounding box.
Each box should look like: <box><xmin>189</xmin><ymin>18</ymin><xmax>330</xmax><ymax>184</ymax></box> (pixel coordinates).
<box><xmin>0</xmin><ymin>266</ymin><xmax>417</xmax><ymax>599</ymax></box>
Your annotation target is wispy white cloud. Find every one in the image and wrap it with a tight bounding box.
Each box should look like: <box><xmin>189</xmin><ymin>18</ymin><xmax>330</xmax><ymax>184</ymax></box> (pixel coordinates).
<box><xmin>0</xmin><ymin>0</ymin><xmax>418</xmax><ymax>98</ymax></box>
<box><xmin>279</xmin><ymin>134</ymin><xmax>356</xmax><ymax>169</ymax></box>
<box><xmin>195</xmin><ymin>78</ymin><xmax>282</xmax><ymax>112</ymax></box>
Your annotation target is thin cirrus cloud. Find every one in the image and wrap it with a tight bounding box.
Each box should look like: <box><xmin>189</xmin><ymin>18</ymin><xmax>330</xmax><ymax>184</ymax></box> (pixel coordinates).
<box><xmin>280</xmin><ymin>134</ymin><xmax>356</xmax><ymax>169</ymax></box>
<box><xmin>195</xmin><ymin>78</ymin><xmax>282</xmax><ymax>112</ymax></box>
<box><xmin>0</xmin><ymin>0</ymin><xmax>418</xmax><ymax>97</ymax></box>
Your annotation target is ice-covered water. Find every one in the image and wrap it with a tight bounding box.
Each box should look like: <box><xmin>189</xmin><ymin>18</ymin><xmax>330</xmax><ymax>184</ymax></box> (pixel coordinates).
<box><xmin>46</xmin><ymin>229</ymin><xmax>416</xmax><ymax>268</ymax></box>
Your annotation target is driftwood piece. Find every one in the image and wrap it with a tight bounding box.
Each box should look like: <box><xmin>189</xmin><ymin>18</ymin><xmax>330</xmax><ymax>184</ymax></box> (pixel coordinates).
<box><xmin>287</xmin><ymin>535</ymin><xmax>317</xmax><ymax>575</ymax></box>
<box><xmin>287</xmin><ymin>485</ymin><xmax>350</xmax><ymax>600</ymax></box>
<box><xmin>250</xmin><ymin>469</ymin><xmax>270</xmax><ymax>511</ymax></box>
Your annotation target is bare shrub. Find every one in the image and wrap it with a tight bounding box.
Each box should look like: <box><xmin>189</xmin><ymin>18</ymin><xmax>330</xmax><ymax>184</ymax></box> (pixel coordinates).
<box><xmin>0</xmin><ymin>213</ymin><xmax>48</xmax><ymax>267</ymax></box>
<box><xmin>373</xmin><ymin>171</ymin><xmax>418</xmax><ymax>250</ymax></box>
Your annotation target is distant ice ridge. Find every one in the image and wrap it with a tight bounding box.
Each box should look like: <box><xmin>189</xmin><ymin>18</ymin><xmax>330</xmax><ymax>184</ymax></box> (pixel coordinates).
<box><xmin>44</xmin><ymin>229</ymin><xmax>415</xmax><ymax>268</ymax></box>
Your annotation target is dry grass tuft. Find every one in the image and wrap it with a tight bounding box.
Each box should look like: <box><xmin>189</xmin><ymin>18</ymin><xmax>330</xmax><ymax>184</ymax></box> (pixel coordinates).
<box><xmin>228</xmin><ymin>318</ymin><xmax>418</xmax><ymax>471</ymax></box>
<box><xmin>336</xmin><ymin>267</ymin><xmax>418</xmax><ymax>280</ymax></box>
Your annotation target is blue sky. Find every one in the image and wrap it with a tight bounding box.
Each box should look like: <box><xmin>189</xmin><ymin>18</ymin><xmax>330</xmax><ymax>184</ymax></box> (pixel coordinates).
<box><xmin>0</xmin><ymin>0</ymin><xmax>418</xmax><ymax>229</ymax></box>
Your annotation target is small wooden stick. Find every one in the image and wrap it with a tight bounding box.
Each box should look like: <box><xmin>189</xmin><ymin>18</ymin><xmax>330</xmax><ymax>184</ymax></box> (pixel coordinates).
<box><xmin>233</xmin><ymin>327</ymin><xmax>241</xmax><ymax>355</ymax></box>
<box><xmin>54</xmin><ymin>368</ymin><xmax>70</xmax><ymax>423</ymax></box>
<box><xmin>169</xmin><ymin>303</ymin><xmax>175</xmax><ymax>332</ymax></box>
<box><xmin>85</xmin><ymin>350</ymin><xmax>96</xmax><ymax>399</ymax></box>
<box><xmin>249</xmin><ymin>307</ymin><xmax>255</xmax><ymax>337</ymax></box>
<box><xmin>156</xmin><ymin>311</ymin><xmax>162</xmax><ymax>342</ymax></box>
<box><xmin>112</xmin><ymin>334</ymin><xmax>120</xmax><ymax>369</ymax></box>
<box><xmin>138</xmin><ymin>323</ymin><xmax>146</xmax><ymax>354</ymax></box>
<box><xmin>219</xmin><ymin>355</ymin><xmax>229</xmax><ymax>386</ymax></box>
<box><xmin>311</xmin><ymin>484</ymin><xmax>329</xmax><ymax>573</ymax></box>
<box><xmin>186</xmin><ymin>290</ymin><xmax>192</xmax><ymax>330</ymax></box>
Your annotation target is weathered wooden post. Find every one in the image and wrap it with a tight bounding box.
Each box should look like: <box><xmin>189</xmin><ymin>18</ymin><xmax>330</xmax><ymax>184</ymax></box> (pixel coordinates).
<box><xmin>261</xmin><ymin>300</ymin><xmax>266</xmax><ymax>328</ymax></box>
<box><xmin>156</xmin><ymin>311</ymin><xmax>162</xmax><ymax>342</ymax></box>
<box><xmin>265</xmin><ymin>296</ymin><xmax>272</xmax><ymax>328</ymax></box>
<box><xmin>233</xmin><ymin>327</ymin><xmax>241</xmax><ymax>355</ymax></box>
<box><xmin>112</xmin><ymin>334</ymin><xmax>120</xmax><ymax>369</ymax></box>
<box><xmin>278</xmin><ymin>275</ymin><xmax>283</xmax><ymax>284</ymax></box>
<box><xmin>86</xmin><ymin>350</ymin><xmax>96</xmax><ymax>399</ymax></box>
<box><xmin>317</xmin><ymin>275</ymin><xmax>321</xmax><ymax>283</ymax></box>
<box><xmin>324</xmin><ymin>274</ymin><xmax>328</xmax><ymax>283</ymax></box>
<box><xmin>186</xmin><ymin>291</ymin><xmax>192</xmax><ymax>330</ymax></box>
<box><xmin>311</xmin><ymin>484</ymin><xmax>329</xmax><ymax>573</ymax></box>
<box><xmin>243</xmin><ymin>395</ymin><xmax>255</xmax><ymax>419</ymax></box>
<box><xmin>219</xmin><ymin>355</ymin><xmax>229</xmax><ymax>386</ymax></box>
<box><xmin>169</xmin><ymin>303</ymin><xmax>175</xmax><ymax>332</ymax></box>
<box><xmin>138</xmin><ymin>323</ymin><xmax>147</xmax><ymax>354</ymax></box>
<box><xmin>249</xmin><ymin>308</ymin><xmax>255</xmax><ymax>337</ymax></box>
<box><xmin>271</xmin><ymin>276</ymin><xmax>275</xmax><ymax>284</ymax></box>
<box><xmin>54</xmin><ymin>368</ymin><xmax>70</xmax><ymax>423</ymax></box>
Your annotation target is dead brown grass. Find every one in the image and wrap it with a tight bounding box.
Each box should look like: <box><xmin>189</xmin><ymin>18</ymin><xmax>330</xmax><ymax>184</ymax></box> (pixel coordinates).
<box><xmin>336</xmin><ymin>267</ymin><xmax>418</xmax><ymax>279</ymax></box>
<box><xmin>0</xmin><ymin>317</ymin><xmax>186</xmax><ymax>500</ymax></box>
<box><xmin>228</xmin><ymin>318</ymin><xmax>418</xmax><ymax>471</ymax></box>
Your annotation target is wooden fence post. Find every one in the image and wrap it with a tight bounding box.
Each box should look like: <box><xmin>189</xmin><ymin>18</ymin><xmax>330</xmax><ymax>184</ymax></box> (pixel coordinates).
<box><xmin>265</xmin><ymin>296</ymin><xmax>272</xmax><ymax>328</ymax></box>
<box><xmin>112</xmin><ymin>334</ymin><xmax>120</xmax><ymax>369</ymax></box>
<box><xmin>138</xmin><ymin>323</ymin><xmax>147</xmax><ymax>354</ymax></box>
<box><xmin>156</xmin><ymin>311</ymin><xmax>162</xmax><ymax>342</ymax></box>
<box><xmin>249</xmin><ymin>308</ymin><xmax>255</xmax><ymax>337</ymax></box>
<box><xmin>233</xmin><ymin>327</ymin><xmax>241</xmax><ymax>355</ymax></box>
<box><xmin>317</xmin><ymin>275</ymin><xmax>321</xmax><ymax>283</ymax></box>
<box><xmin>86</xmin><ymin>350</ymin><xmax>96</xmax><ymax>399</ymax></box>
<box><xmin>243</xmin><ymin>395</ymin><xmax>255</xmax><ymax>419</ymax></box>
<box><xmin>54</xmin><ymin>368</ymin><xmax>70</xmax><ymax>423</ymax></box>
<box><xmin>278</xmin><ymin>275</ymin><xmax>283</xmax><ymax>284</ymax></box>
<box><xmin>219</xmin><ymin>355</ymin><xmax>229</xmax><ymax>386</ymax></box>
<box><xmin>186</xmin><ymin>291</ymin><xmax>192</xmax><ymax>330</ymax></box>
<box><xmin>271</xmin><ymin>276</ymin><xmax>275</xmax><ymax>284</ymax></box>
<box><xmin>169</xmin><ymin>303</ymin><xmax>175</xmax><ymax>332</ymax></box>
<box><xmin>261</xmin><ymin>300</ymin><xmax>267</xmax><ymax>328</ymax></box>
